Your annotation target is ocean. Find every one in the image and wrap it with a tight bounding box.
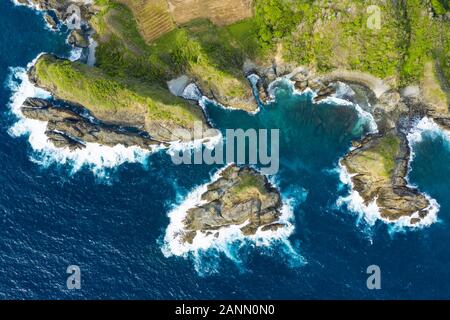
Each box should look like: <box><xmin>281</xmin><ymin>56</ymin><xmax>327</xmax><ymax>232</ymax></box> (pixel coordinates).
<box><xmin>0</xmin><ymin>1</ymin><xmax>449</xmax><ymax>299</ymax></box>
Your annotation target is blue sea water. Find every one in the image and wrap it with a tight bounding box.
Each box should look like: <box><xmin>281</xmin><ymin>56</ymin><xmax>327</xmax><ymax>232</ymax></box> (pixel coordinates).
<box><xmin>0</xmin><ymin>1</ymin><xmax>449</xmax><ymax>299</ymax></box>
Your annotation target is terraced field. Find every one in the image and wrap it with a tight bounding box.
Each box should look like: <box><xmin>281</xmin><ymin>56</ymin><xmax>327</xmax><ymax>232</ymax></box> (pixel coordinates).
<box><xmin>116</xmin><ymin>0</ymin><xmax>253</xmax><ymax>42</ymax></box>
<box><xmin>168</xmin><ymin>0</ymin><xmax>253</xmax><ymax>26</ymax></box>
<box><xmin>116</xmin><ymin>0</ymin><xmax>175</xmax><ymax>42</ymax></box>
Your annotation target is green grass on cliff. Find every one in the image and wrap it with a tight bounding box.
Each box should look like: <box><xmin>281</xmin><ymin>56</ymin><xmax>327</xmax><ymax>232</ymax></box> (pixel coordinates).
<box><xmin>92</xmin><ymin>0</ymin><xmax>448</xmax><ymax>94</ymax></box>
<box><xmin>34</xmin><ymin>55</ymin><xmax>205</xmax><ymax>128</ymax></box>
<box><xmin>90</xmin><ymin>0</ymin><xmax>259</xmax><ymax>104</ymax></box>
<box><xmin>375</xmin><ymin>133</ymin><xmax>401</xmax><ymax>177</ymax></box>
<box><xmin>226</xmin><ymin>171</ymin><xmax>268</xmax><ymax>205</ymax></box>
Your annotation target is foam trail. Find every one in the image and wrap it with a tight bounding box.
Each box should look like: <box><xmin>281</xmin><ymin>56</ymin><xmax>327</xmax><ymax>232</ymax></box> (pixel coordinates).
<box><xmin>182</xmin><ymin>82</ymin><xmax>260</xmax><ymax>116</ymax></box>
<box><xmin>319</xmin><ymin>82</ymin><xmax>378</xmax><ymax>134</ymax></box>
<box><xmin>182</xmin><ymin>83</ymin><xmax>202</xmax><ymax>101</ymax></box>
<box><xmin>246</xmin><ymin>73</ymin><xmax>262</xmax><ymax>113</ymax></box>
<box><xmin>7</xmin><ymin>56</ymin><xmax>224</xmax><ymax>178</ymax></box>
<box><xmin>161</xmin><ymin>166</ymin><xmax>304</xmax><ymax>272</ymax></box>
<box><xmin>407</xmin><ymin>117</ymin><xmax>450</xmax><ymax>153</ymax></box>
<box><xmin>68</xmin><ymin>47</ymin><xmax>82</xmax><ymax>61</ymax></box>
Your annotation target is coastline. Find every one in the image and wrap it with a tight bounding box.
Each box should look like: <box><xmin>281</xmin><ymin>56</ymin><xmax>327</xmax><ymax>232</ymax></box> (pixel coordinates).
<box><xmin>12</xmin><ymin>0</ymin><xmax>450</xmax><ymax>228</ymax></box>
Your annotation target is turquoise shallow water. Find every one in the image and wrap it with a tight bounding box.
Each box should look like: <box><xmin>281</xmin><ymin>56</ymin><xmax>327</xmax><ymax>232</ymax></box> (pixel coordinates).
<box><xmin>0</xmin><ymin>1</ymin><xmax>449</xmax><ymax>299</ymax></box>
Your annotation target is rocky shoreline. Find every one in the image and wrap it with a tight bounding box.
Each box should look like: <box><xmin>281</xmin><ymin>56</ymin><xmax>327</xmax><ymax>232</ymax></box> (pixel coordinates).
<box><xmin>244</xmin><ymin>59</ymin><xmax>448</xmax><ymax>225</ymax></box>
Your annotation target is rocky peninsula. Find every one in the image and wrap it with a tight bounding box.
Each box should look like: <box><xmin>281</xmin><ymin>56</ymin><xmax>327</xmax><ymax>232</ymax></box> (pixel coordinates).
<box><xmin>28</xmin><ymin>54</ymin><xmax>212</xmax><ymax>144</ymax></box>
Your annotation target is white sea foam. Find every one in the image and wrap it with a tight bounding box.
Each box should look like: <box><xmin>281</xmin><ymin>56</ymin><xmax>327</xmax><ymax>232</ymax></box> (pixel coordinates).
<box><xmin>161</xmin><ymin>166</ymin><xmax>302</xmax><ymax>267</ymax></box>
<box><xmin>268</xmin><ymin>78</ymin><xmax>378</xmax><ymax>134</ymax></box>
<box><xmin>336</xmin><ymin>163</ymin><xmax>381</xmax><ymax>226</ymax></box>
<box><xmin>407</xmin><ymin>117</ymin><xmax>450</xmax><ymax>152</ymax></box>
<box><xmin>166</xmin><ymin>130</ymin><xmax>223</xmax><ymax>160</ymax></box>
<box><xmin>181</xmin><ymin>83</ymin><xmax>203</xmax><ymax>101</ymax></box>
<box><xmin>182</xmin><ymin>82</ymin><xmax>260</xmax><ymax>116</ymax></box>
<box><xmin>6</xmin><ymin>53</ymin><xmax>225</xmax><ymax>177</ymax></box>
<box><xmin>320</xmin><ymin>82</ymin><xmax>378</xmax><ymax>134</ymax></box>
<box><xmin>68</xmin><ymin>47</ymin><xmax>82</xmax><ymax>61</ymax></box>
<box><xmin>11</xmin><ymin>0</ymin><xmax>33</xmax><ymax>8</ymax></box>
<box><xmin>247</xmin><ymin>73</ymin><xmax>260</xmax><ymax>87</ymax></box>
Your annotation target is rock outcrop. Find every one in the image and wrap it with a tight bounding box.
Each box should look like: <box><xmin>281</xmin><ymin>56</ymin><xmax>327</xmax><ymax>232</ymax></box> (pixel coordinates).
<box><xmin>21</xmin><ymin>97</ymin><xmax>162</xmax><ymax>150</ymax></box>
<box><xmin>250</xmin><ymin>58</ymin><xmax>446</xmax><ymax>225</ymax></box>
<box><xmin>181</xmin><ymin>165</ymin><xmax>286</xmax><ymax>244</ymax></box>
<box><xmin>341</xmin><ymin>130</ymin><xmax>431</xmax><ymax>223</ymax></box>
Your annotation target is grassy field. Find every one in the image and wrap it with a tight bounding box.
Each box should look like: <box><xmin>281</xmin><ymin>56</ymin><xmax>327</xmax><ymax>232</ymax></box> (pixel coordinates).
<box><xmin>115</xmin><ymin>0</ymin><xmax>174</xmax><ymax>42</ymax></box>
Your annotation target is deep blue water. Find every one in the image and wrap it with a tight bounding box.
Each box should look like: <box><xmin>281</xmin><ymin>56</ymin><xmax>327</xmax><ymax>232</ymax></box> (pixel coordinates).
<box><xmin>0</xmin><ymin>1</ymin><xmax>449</xmax><ymax>299</ymax></box>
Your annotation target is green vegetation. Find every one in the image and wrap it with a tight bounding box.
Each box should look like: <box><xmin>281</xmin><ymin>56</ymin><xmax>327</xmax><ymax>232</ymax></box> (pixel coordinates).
<box><xmin>233</xmin><ymin>173</ymin><xmax>265</xmax><ymax>193</ymax></box>
<box><xmin>40</xmin><ymin>0</ymin><xmax>448</xmax><ymax>123</ymax></box>
<box><xmin>251</xmin><ymin>0</ymin><xmax>448</xmax><ymax>87</ymax></box>
<box><xmin>254</xmin><ymin>0</ymin><xmax>299</xmax><ymax>48</ymax></box>
<box><xmin>375</xmin><ymin>133</ymin><xmax>401</xmax><ymax>177</ymax></box>
<box><xmin>399</xmin><ymin>0</ymin><xmax>436</xmax><ymax>85</ymax></box>
<box><xmin>227</xmin><ymin>171</ymin><xmax>267</xmax><ymax>204</ymax></box>
<box><xmin>90</xmin><ymin>1</ymin><xmax>262</xmax><ymax>109</ymax></box>
<box><xmin>431</xmin><ymin>0</ymin><xmax>449</xmax><ymax>15</ymax></box>
<box><xmin>281</xmin><ymin>0</ymin><xmax>405</xmax><ymax>78</ymax></box>
<box><xmin>90</xmin><ymin>0</ymin><xmax>450</xmax><ymax>97</ymax></box>
<box><xmin>433</xmin><ymin>18</ymin><xmax>450</xmax><ymax>88</ymax></box>
<box><xmin>34</xmin><ymin>55</ymin><xmax>205</xmax><ymax>133</ymax></box>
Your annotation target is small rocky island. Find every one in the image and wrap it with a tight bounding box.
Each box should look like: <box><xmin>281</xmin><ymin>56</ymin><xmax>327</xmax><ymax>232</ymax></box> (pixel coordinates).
<box><xmin>180</xmin><ymin>165</ymin><xmax>286</xmax><ymax>244</ymax></box>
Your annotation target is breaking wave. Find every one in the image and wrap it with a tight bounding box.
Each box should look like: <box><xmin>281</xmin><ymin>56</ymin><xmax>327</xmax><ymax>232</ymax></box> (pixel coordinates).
<box><xmin>268</xmin><ymin>78</ymin><xmax>378</xmax><ymax>134</ymax></box>
<box><xmin>407</xmin><ymin>117</ymin><xmax>450</xmax><ymax>154</ymax></box>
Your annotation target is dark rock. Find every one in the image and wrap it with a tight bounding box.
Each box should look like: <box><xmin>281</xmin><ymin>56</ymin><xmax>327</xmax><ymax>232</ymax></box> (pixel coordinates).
<box><xmin>21</xmin><ymin>97</ymin><xmax>160</xmax><ymax>150</ymax></box>
<box><xmin>44</xmin><ymin>14</ymin><xmax>58</xmax><ymax>30</ymax></box>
